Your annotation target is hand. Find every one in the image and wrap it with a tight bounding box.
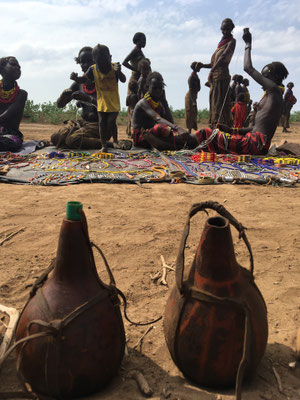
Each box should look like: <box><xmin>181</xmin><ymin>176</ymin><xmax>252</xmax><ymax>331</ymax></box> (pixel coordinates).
<box><xmin>175</xmin><ymin>126</ymin><xmax>188</xmax><ymax>135</ymax></box>
<box><xmin>113</xmin><ymin>62</ymin><xmax>121</xmax><ymax>72</ymax></box>
<box><xmin>242</xmin><ymin>28</ymin><xmax>252</xmax><ymax>46</ymax></box>
<box><xmin>70</xmin><ymin>72</ymin><xmax>78</xmax><ymax>81</ymax></box>
<box><xmin>217</xmin><ymin>123</ymin><xmax>231</xmax><ymax>133</ymax></box>
<box><xmin>71</xmin><ymin>91</ymin><xmax>86</xmax><ymax>101</ymax></box>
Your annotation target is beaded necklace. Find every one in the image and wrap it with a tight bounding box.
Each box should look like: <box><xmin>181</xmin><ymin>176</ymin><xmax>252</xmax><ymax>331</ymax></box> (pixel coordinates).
<box><xmin>0</xmin><ymin>80</ymin><xmax>20</xmax><ymax>103</ymax></box>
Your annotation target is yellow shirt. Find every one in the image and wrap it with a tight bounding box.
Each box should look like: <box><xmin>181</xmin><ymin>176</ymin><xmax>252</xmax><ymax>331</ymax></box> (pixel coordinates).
<box><xmin>91</xmin><ymin>64</ymin><xmax>120</xmax><ymax>112</ymax></box>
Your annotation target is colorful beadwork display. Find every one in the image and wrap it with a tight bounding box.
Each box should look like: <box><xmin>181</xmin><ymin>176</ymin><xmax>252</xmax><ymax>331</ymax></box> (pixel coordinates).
<box><xmin>0</xmin><ymin>150</ymin><xmax>299</xmax><ymax>186</ymax></box>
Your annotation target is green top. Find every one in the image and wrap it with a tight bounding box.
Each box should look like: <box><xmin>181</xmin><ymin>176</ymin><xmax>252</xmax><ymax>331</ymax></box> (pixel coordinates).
<box><xmin>66</xmin><ymin>201</ymin><xmax>83</xmax><ymax>221</ymax></box>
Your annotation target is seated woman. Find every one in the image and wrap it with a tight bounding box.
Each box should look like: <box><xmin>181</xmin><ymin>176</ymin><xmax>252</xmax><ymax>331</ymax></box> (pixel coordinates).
<box><xmin>0</xmin><ymin>57</ymin><xmax>28</xmax><ymax>152</ymax></box>
<box><xmin>131</xmin><ymin>71</ymin><xmax>187</xmax><ymax>150</ymax></box>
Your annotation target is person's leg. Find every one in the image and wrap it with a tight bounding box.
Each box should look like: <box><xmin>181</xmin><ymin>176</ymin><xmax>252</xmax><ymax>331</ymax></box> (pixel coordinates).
<box><xmin>98</xmin><ymin>112</ymin><xmax>108</xmax><ymax>152</ymax></box>
<box><xmin>0</xmin><ymin>135</ymin><xmax>23</xmax><ymax>152</ymax></box>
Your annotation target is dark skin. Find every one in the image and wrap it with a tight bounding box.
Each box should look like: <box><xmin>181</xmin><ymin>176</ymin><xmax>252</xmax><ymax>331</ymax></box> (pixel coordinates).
<box><xmin>71</xmin><ymin>47</ymin><xmax>126</xmax><ymax>152</ymax></box>
<box><xmin>122</xmin><ymin>36</ymin><xmax>146</xmax><ymax>74</ymax></box>
<box><xmin>132</xmin><ymin>78</ymin><xmax>187</xmax><ymax>150</ymax></box>
<box><xmin>0</xmin><ymin>58</ymin><xmax>27</xmax><ymax>131</ymax></box>
<box><xmin>218</xmin><ymin>29</ymin><xmax>284</xmax><ymax>143</ymax></box>
<box><xmin>57</xmin><ymin>49</ymin><xmax>97</xmax><ymax>122</ymax></box>
<box><xmin>200</xmin><ymin>20</ymin><xmax>236</xmax><ymax>76</ymax></box>
<box><xmin>219</xmin><ymin>29</ymin><xmax>283</xmax><ymax>141</ymax></box>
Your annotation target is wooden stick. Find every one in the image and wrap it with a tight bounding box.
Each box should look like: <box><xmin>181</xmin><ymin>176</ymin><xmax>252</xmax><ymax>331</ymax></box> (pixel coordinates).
<box><xmin>0</xmin><ymin>227</ymin><xmax>25</xmax><ymax>246</ymax></box>
<box><xmin>133</xmin><ymin>325</ymin><xmax>153</xmax><ymax>350</ymax></box>
<box><xmin>160</xmin><ymin>255</ymin><xmax>175</xmax><ymax>271</ymax></box>
<box><xmin>0</xmin><ymin>304</ymin><xmax>19</xmax><ymax>360</ymax></box>
<box><xmin>272</xmin><ymin>366</ymin><xmax>284</xmax><ymax>394</ymax></box>
<box><xmin>126</xmin><ymin>369</ymin><xmax>153</xmax><ymax>397</ymax></box>
<box><xmin>150</xmin><ymin>271</ymin><xmax>161</xmax><ymax>282</ymax></box>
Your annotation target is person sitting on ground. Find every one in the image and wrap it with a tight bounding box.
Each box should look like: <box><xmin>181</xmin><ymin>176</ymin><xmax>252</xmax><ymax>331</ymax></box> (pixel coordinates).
<box><xmin>142</xmin><ymin>28</ymin><xmax>289</xmax><ymax>155</ymax></box>
<box><xmin>282</xmin><ymin>82</ymin><xmax>297</xmax><ymax>133</ymax></box>
<box><xmin>126</xmin><ymin>80</ymin><xmax>139</xmax><ymax>138</ymax></box>
<box><xmin>0</xmin><ymin>57</ymin><xmax>27</xmax><ymax>152</ymax></box>
<box><xmin>51</xmin><ymin>47</ymin><xmax>101</xmax><ymax>149</ymax></box>
<box><xmin>137</xmin><ymin>58</ymin><xmax>152</xmax><ymax>99</ymax></box>
<box><xmin>231</xmin><ymin>93</ymin><xmax>247</xmax><ymax>128</ymax></box>
<box><xmin>131</xmin><ymin>71</ymin><xmax>186</xmax><ymax>149</ymax></box>
<box><xmin>185</xmin><ymin>62</ymin><xmax>202</xmax><ymax>133</ymax></box>
<box><xmin>71</xmin><ymin>44</ymin><xmax>127</xmax><ymax>152</ymax></box>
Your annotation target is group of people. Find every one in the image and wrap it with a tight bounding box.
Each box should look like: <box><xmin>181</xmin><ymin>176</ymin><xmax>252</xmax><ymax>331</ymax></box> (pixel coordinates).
<box><xmin>0</xmin><ymin>19</ymin><xmax>295</xmax><ymax>156</ymax></box>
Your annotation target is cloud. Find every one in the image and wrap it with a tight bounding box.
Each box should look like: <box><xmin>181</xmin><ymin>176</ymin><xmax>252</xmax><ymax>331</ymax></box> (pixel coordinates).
<box><xmin>0</xmin><ymin>0</ymin><xmax>299</xmax><ymax>111</ymax></box>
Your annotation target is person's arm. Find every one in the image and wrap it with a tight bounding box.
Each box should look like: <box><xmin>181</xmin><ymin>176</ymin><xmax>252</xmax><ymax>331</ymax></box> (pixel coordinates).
<box><xmin>211</xmin><ymin>39</ymin><xmax>236</xmax><ymax>72</ymax></box>
<box><xmin>217</xmin><ymin>122</ymin><xmax>252</xmax><ymax>135</ymax></box>
<box><xmin>122</xmin><ymin>48</ymin><xmax>139</xmax><ymax>72</ymax></box>
<box><xmin>71</xmin><ymin>91</ymin><xmax>97</xmax><ymax>106</ymax></box>
<box><xmin>113</xmin><ymin>63</ymin><xmax>126</xmax><ymax>83</ymax></box>
<box><xmin>0</xmin><ymin>89</ymin><xmax>27</xmax><ymax>124</ymax></box>
<box><xmin>243</xmin><ymin>29</ymin><xmax>278</xmax><ymax>92</ymax></box>
<box><xmin>160</xmin><ymin>90</ymin><xmax>174</xmax><ymax>124</ymax></box>
<box><xmin>56</xmin><ymin>82</ymin><xmax>79</xmax><ymax>108</ymax></box>
<box><xmin>140</xmin><ymin>99</ymin><xmax>180</xmax><ymax>131</ymax></box>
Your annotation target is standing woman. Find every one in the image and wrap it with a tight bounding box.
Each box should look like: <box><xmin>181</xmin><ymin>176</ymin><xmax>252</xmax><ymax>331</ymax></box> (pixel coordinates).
<box><xmin>122</xmin><ymin>32</ymin><xmax>147</xmax><ymax>84</ymax></box>
<box><xmin>199</xmin><ymin>18</ymin><xmax>236</xmax><ymax>128</ymax></box>
<box><xmin>185</xmin><ymin>62</ymin><xmax>202</xmax><ymax>133</ymax></box>
<box><xmin>123</xmin><ymin>32</ymin><xmax>147</xmax><ymax>136</ymax></box>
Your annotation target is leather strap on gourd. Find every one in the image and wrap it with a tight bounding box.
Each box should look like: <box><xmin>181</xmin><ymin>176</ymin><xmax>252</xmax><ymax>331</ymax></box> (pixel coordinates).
<box><xmin>176</xmin><ymin>200</ymin><xmax>254</xmax><ymax>293</ymax></box>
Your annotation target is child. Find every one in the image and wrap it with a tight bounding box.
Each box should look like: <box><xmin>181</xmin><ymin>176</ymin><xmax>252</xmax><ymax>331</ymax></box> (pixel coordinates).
<box><xmin>185</xmin><ymin>62</ymin><xmax>201</xmax><ymax>133</ymax></box>
<box><xmin>71</xmin><ymin>44</ymin><xmax>126</xmax><ymax>152</ymax></box>
<box><xmin>126</xmin><ymin>80</ymin><xmax>139</xmax><ymax>138</ymax></box>
<box><xmin>137</xmin><ymin>59</ymin><xmax>151</xmax><ymax>99</ymax></box>
<box><xmin>0</xmin><ymin>57</ymin><xmax>28</xmax><ymax>152</ymax></box>
<box><xmin>231</xmin><ymin>93</ymin><xmax>247</xmax><ymax>128</ymax></box>
<box><xmin>282</xmin><ymin>82</ymin><xmax>297</xmax><ymax>132</ymax></box>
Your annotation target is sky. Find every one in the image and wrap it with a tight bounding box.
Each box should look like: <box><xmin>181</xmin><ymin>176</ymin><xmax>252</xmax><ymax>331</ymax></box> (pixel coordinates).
<box><xmin>1</xmin><ymin>0</ymin><xmax>299</xmax><ymax>112</ymax></box>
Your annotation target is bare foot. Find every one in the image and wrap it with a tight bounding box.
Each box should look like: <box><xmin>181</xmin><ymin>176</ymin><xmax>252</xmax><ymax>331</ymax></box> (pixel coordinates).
<box><xmin>100</xmin><ymin>146</ymin><xmax>108</xmax><ymax>153</ymax></box>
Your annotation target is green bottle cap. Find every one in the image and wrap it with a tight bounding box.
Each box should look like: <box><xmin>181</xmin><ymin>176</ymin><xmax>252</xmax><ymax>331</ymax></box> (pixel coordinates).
<box><xmin>66</xmin><ymin>201</ymin><xmax>83</xmax><ymax>221</ymax></box>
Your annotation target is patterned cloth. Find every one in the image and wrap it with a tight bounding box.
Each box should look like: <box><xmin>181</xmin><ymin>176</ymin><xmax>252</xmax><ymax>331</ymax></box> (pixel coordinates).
<box><xmin>194</xmin><ymin>128</ymin><xmax>270</xmax><ymax>155</ymax></box>
<box><xmin>231</xmin><ymin>102</ymin><xmax>247</xmax><ymax>128</ymax></box>
<box><xmin>132</xmin><ymin>124</ymin><xmax>172</xmax><ymax>148</ymax></box>
<box><xmin>0</xmin><ymin>126</ymin><xmax>23</xmax><ymax>152</ymax></box>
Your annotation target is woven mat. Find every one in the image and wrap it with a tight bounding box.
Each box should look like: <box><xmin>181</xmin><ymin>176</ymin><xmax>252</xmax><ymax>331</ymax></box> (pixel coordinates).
<box><xmin>0</xmin><ymin>148</ymin><xmax>299</xmax><ymax>186</ymax></box>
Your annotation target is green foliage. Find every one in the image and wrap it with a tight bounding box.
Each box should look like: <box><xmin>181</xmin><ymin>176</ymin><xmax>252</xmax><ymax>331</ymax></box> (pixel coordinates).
<box><xmin>290</xmin><ymin>111</ymin><xmax>300</xmax><ymax>122</ymax></box>
<box><xmin>23</xmin><ymin>100</ymin><xmax>77</xmax><ymax>124</ymax></box>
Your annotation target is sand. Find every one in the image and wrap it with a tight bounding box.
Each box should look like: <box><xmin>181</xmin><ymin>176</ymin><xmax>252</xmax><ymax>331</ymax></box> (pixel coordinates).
<box><xmin>0</xmin><ymin>121</ymin><xmax>299</xmax><ymax>400</ymax></box>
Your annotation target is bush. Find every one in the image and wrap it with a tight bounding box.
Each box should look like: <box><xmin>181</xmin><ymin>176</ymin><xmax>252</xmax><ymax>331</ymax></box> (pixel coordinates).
<box><xmin>290</xmin><ymin>111</ymin><xmax>300</xmax><ymax>122</ymax></box>
<box><xmin>22</xmin><ymin>100</ymin><xmax>77</xmax><ymax>124</ymax></box>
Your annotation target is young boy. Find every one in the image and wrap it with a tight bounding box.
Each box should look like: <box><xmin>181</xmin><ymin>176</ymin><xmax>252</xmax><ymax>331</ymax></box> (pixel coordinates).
<box><xmin>71</xmin><ymin>44</ymin><xmax>126</xmax><ymax>152</ymax></box>
<box><xmin>282</xmin><ymin>82</ymin><xmax>297</xmax><ymax>132</ymax></box>
<box><xmin>0</xmin><ymin>57</ymin><xmax>27</xmax><ymax>152</ymax></box>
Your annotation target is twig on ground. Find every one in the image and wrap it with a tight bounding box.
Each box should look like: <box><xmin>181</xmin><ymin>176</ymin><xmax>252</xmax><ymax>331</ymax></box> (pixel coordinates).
<box><xmin>133</xmin><ymin>326</ymin><xmax>153</xmax><ymax>351</ymax></box>
<box><xmin>160</xmin><ymin>255</ymin><xmax>175</xmax><ymax>271</ymax></box>
<box><xmin>272</xmin><ymin>366</ymin><xmax>284</xmax><ymax>394</ymax></box>
<box><xmin>0</xmin><ymin>227</ymin><xmax>25</xmax><ymax>246</ymax></box>
<box><xmin>159</xmin><ymin>267</ymin><xmax>168</xmax><ymax>286</ymax></box>
<box><xmin>126</xmin><ymin>369</ymin><xmax>153</xmax><ymax>397</ymax></box>
<box><xmin>150</xmin><ymin>271</ymin><xmax>161</xmax><ymax>282</ymax></box>
<box><xmin>0</xmin><ymin>304</ymin><xmax>19</xmax><ymax>360</ymax></box>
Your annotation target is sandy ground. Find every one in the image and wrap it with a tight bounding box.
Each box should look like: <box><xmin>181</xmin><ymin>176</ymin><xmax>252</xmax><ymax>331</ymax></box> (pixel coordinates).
<box><xmin>0</xmin><ymin>121</ymin><xmax>299</xmax><ymax>400</ymax></box>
